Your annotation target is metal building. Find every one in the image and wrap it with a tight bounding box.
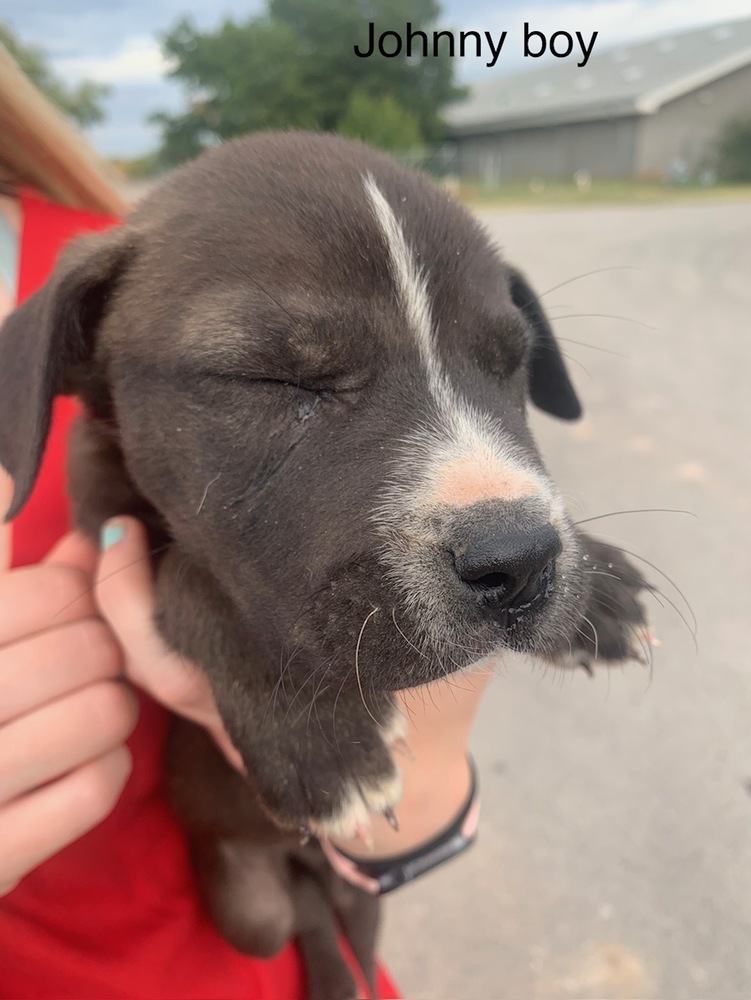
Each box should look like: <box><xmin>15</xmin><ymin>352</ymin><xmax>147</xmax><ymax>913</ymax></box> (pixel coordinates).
<box><xmin>448</xmin><ymin>17</ymin><xmax>751</xmax><ymax>182</ymax></box>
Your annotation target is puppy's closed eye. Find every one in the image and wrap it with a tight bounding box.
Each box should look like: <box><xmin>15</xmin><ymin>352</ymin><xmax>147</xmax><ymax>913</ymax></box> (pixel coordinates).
<box><xmin>205</xmin><ymin>370</ymin><xmax>329</xmax><ymax>395</ymax></box>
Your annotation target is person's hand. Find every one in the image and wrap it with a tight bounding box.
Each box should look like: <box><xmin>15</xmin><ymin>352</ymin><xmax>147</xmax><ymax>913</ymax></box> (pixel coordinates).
<box><xmin>0</xmin><ymin>470</ymin><xmax>137</xmax><ymax>897</ymax></box>
<box><xmin>0</xmin><ymin>471</ymin><xmax>241</xmax><ymax>898</ymax></box>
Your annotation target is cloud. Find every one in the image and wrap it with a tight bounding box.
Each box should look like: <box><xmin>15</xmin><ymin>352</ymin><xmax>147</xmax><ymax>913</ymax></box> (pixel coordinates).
<box><xmin>53</xmin><ymin>36</ymin><xmax>171</xmax><ymax>85</ymax></box>
<box><xmin>3</xmin><ymin>0</ymin><xmax>262</xmax><ymax>64</ymax></box>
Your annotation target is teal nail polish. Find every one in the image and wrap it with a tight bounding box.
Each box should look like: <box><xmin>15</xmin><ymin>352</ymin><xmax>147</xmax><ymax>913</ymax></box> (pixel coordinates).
<box><xmin>101</xmin><ymin>522</ymin><xmax>124</xmax><ymax>550</ymax></box>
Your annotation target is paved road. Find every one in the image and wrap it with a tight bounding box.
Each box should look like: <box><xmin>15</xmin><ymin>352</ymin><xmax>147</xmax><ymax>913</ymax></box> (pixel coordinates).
<box><xmin>381</xmin><ymin>200</ymin><xmax>751</xmax><ymax>999</ymax></box>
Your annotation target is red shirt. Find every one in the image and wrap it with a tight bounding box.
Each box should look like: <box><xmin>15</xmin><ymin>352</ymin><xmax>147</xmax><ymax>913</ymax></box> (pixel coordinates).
<box><xmin>0</xmin><ymin>192</ymin><xmax>398</xmax><ymax>999</ymax></box>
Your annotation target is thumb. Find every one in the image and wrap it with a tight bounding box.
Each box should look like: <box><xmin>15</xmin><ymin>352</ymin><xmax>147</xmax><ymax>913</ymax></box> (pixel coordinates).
<box><xmin>95</xmin><ymin>518</ymin><xmax>244</xmax><ymax>771</ymax></box>
<box><xmin>44</xmin><ymin>531</ymin><xmax>100</xmax><ymax>577</ymax></box>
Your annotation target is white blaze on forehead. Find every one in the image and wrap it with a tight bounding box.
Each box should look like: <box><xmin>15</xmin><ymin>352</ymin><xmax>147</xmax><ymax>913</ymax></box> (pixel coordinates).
<box><xmin>363</xmin><ymin>173</ymin><xmax>555</xmax><ymax>511</ymax></box>
<box><xmin>363</xmin><ymin>173</ymin><xmax>438</xmax><ymax>387</ymax></box>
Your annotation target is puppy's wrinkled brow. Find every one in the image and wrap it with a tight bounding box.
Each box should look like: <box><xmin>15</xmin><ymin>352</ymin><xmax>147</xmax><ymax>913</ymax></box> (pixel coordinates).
<box><xmin>174</xmin><ymin>287</ymin><xmax>373</xmax><ymax>383</ymax></box>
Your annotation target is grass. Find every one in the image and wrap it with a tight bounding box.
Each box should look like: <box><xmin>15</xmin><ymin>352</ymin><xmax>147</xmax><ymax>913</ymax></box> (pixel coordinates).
<box><xmin>457</xmin><ymin>178</ymin><xmax>751</xmax><ymax>209</ymax></box>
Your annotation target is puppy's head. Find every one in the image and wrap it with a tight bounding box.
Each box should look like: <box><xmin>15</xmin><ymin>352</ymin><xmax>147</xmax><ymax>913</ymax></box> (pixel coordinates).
<box><xmin>0</xmin><ymin>132</ymin><xmax>587</xmax><ymax>690</ymax></box>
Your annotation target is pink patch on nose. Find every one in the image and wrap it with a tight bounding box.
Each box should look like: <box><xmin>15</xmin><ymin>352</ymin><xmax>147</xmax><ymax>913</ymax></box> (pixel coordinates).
<box><xmin>429</xmin><ymin>454</ymin><xmax>537</xmax><ymax>508</ymax></box>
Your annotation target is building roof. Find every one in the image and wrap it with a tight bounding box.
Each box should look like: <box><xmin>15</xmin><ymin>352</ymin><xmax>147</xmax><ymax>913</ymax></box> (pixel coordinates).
<box><xmin>0</xmin><ymin>43</ymin><xmax>127</xmax><ymax>215</ymax></box>
<box><xmin>448</xmin><ymin>16</ymin><xmax>751</xmax><ymax>136</ymax></box>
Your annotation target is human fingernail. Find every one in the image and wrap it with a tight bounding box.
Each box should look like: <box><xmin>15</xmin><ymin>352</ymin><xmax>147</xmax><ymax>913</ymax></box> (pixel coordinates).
<box><xmin>100</xmin><ymin>521</ymin><xmax>125</xmax><ymax>550</ymax></box>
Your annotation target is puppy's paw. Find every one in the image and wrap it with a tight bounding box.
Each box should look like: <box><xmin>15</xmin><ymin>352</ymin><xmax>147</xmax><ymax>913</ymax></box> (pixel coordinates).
<box><xmin>565</xmin><ymin>534</ymin><xmax>655</xmax><ymax>673</ymax></box>
<box><xmin>249</xmin><ymin>701</ymin><xmax>405</xmax><ymax>842</ymax></box>
<box><xmin>312</xmin><ymin>767</ymin><xmax>403</xmax><ymax>842</ymax></box>
<box><xmin>313</xmin><ymin>707</ymin><xmax>407</xmax><ymax>839</ymax></box>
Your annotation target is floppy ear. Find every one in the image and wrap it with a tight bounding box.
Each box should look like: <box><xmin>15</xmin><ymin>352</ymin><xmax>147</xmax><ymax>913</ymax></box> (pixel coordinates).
<box><xmin>508</xmin><ymin>267</ymin><xmax>582</xmax><ymax>421</ymax></box>
<box><xmin>0</xmin><ymin>228</ymin><xmax>133</xmax><ymax>520</ymax></box>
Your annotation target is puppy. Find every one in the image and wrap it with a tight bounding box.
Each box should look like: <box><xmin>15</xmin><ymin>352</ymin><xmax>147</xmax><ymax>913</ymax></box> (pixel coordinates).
<box><xmin>0</xmin><ymin>132</ymin><xmax>650</xmax><ymax>998</ymax></box>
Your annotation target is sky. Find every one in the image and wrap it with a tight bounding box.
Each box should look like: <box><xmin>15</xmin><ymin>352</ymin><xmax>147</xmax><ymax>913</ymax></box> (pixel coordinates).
<box><xmin>2</xmin><ymin>0</ymin><xmax>751</xmax><ymax>157</ymax></box>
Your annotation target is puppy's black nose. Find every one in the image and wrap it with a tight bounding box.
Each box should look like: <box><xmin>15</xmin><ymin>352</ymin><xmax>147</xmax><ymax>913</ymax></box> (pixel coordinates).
<box><xmin>454</xmin><ymin>524</ymin><xmax>562</xmax><ymax>612</ymax></box>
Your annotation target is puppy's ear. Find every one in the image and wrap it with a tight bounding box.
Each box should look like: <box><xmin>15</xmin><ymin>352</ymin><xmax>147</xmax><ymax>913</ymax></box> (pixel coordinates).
<box><xmin>508</xmin><ymin>267</ymin><xmax>582</xmax><ymax>421</ymax></box>
<box><xmin>0</xmin><ymin>227</ymin><xmax>133</xmax><ymax>520</ymax></box>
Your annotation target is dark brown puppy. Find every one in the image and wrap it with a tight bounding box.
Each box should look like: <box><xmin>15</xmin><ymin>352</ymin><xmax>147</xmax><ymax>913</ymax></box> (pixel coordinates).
<box><xmin>0</xmin><ymin>133</ymin><xmax>649</xmax><ymax>998</ymax></box>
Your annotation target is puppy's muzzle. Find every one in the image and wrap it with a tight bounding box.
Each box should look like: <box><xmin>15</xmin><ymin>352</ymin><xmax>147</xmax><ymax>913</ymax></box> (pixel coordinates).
<box><xmin>451</xmin><ymin>518</ymin><xmax>562</xmax><ymax>620</ymax></box>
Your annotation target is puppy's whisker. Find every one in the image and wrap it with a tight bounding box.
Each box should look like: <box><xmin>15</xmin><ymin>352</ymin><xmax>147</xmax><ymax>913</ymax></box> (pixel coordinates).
<box><xmin>588</xmin><ymin>535</ymin><xmax>697</xmax><ymax>639</ymax></box>
<box><xmin>586</xmin><ymin>590</ymin><xmax>652</xmax><ymax>663</ymax></box>
<box><xmin>263</xmin><ymin>639</ymin><xmax>307</xmax><ymax>729</ymax></box>
<box><xmin>265</xmin><ymin>623</ymin><xmax>338</xmax><ymax>732</ymax></box>
<box><xmin>586</xmin><ymin>568</ymin><xmax>627</xmax><ymax>582</ymax></box>
<box><xmin>430</xmin><ymin>624</ymin><xmax>487</xmax><ymax>656</ymax></box>
<box><xmin>629</xmin><ymin>622</ymin><xmax>654</xmax><ymax>676</ymax></box>
<box><xmin>280</xmin><ymin>663</ymin><xmax>323</xmax><ymax>727</ymax></box>
<box><xmin>354</xmin><ymin>607</ymin><xmax>384</xmax><ymax>730</ymax></box>
<box><xmin>580</xmin><ymin>614</ymin><xmax>600</xmax><ymax>662</ymax></box>
<box><xmin>648</xmin><ymin>588</ymin><xmax>667</xmax><ymax>610</ymax></box>
<box><xmin>289</xmin><ymin>665</ymin><xmax>338</xmax><ymax>732</ymax></box>
<box><xmin>619</xmin><ymin>557</ymin><xmax>694</xmax><ymax>646</ymax></box>
<box><xmin>305</xmin><ymin>667</ymin><xmax>337</xmax><ymax>742</ymax></box>
<box><xmin>637</xmin><ymin>623</ymin><xmax>656</xmax><ymax>687</ymax></box>
<box><xmin>563</xmin><ymin>634</ymin><xmax>575</xmax><ymax>666</ymax></box>
<box><xmin>538</xmin><ymin>266</ymin><xmax>641</xmax><ymax>300</ymax></box>
<box><xmin>556</xmin><ymin>337</ymin><xmax>627</xmax><ymax>358</ymax></box>
<box><xmin>573</xmin><ymin>508</ymin><xmax>696</xmax><ymax>528</ymax></box>
<box><xmin>531</xmin><ymin>337</ymin><xmax>594</xmax><ymax>382</ymax></box>
<box><xmin>559</xmin><ymin>491</ymin><xmax>587</xmax><ymax>514</ymax></box>
<box><xmin>276</xmin><ymin>628</ymin><xmax>339</xmax><ymax>728</ymax></box>
<box><xmin>291</xmin><ymin>660</ymin><xmax>336</xmax><ymax>723</ymax></box>
<box><xmin>195</xmin><ymin>471</ymin><xmax>223</xmax><ymax>515</ymax></box>
<box><xmin>396</xmin><ymin>690</ymin><xmax>417</xmax><ymax>727</ymax></box>
<box><xmin>586</xmin><ymin>587</ymin><xmax>637</xmax><ymax>618</ymax></box>
<box><xmin>573</xmin><ymin>625</ymin><xmax>595</xmax><ymax>659</ymax></box>
<box><xmin>649</xmin><ymin>585</ymin><xmax>698</xmax><ymax>651</ymax></box>
<box><xmin>309</xmin><ymin>686</ymin><xmax>331</xmax><ymax>743</ymax></box>
<box><xmin>437</xmin><ymin>672</ymin><xmax>488</xmax><ymax>697</ymax></box>
<box><xmin>390</xmin><ymin>608</ymin><xmax>429</xmax><ymax>660</ymax></box>
<box><xmin>547</xmin><ymin>312</ymin><xmax>657</xmax><ymax>332</ymax></box>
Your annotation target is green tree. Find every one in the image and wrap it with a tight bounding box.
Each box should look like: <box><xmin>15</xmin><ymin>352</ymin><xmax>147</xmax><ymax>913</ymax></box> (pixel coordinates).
<box><xmin>0</xmin><ymin>22</ymin><xmax>109</xmax><ymax>127</ymax></box>
<box><xmin>716</xmin><ymin>115</ymin><xmax>751</xmax><ymax>183</ymax></box>
<box><xmin>151</xmin><ymin>15</ymin><xmax>319</xmax><ymax>167</ymax></box>
<box><xmin>339</xmin><ymin>90</ymin><xmax>423</xmax><ymax>151</ymax></box>
<box><xmin>153</xmin><ymin>0</ymin><xmax>463</xmax><ymax>166</ymax></box>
